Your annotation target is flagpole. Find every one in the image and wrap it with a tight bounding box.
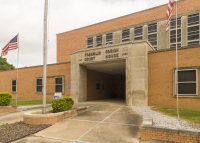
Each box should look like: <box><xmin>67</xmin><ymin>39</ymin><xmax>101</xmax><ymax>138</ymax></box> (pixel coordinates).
<box><xmin>16</xmin><ymin>33</ymin><xmax>19</xmax><ymax>106</ymax></box>
<box><xmin>176</xmin><ymin>1</ymin><xmax>179</xmax><ymax>120</ymax></box>
<box><xmin>42</xmin><ymin>0</ymin><xmax>48</xmax><ymax>114</ymax></box>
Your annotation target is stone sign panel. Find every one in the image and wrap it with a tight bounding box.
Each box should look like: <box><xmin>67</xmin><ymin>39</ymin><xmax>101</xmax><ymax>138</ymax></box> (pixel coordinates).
<box><xmin>77</xmin><ymin>47</ymin><xmax>128</xmax><ymax>64</ymax></box>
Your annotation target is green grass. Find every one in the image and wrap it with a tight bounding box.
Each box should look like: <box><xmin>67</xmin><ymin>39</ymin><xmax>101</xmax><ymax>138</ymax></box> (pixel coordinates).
<box><xmin>151</xmin><ymin>107</ymin><xmax>200</xmax><ymax>124</ymax></box>
<box><xmin>10</xmin><ymin>99</ymin><xmax>52</xmax><ymax>106</ymax></box>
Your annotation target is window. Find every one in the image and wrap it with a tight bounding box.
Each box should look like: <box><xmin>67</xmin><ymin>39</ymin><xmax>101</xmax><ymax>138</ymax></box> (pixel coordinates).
<box><xmin>106</xmin><ymin>33</ymin><xmax>113</xmax><ymax>45</ymax></box>
<box><xmin>12</xmin><ymin>79</ymin><xmax>17</xmax><ymax>92</ymax></box>
<box><xmin>175</xmin><ymin>69</ymin><xmax>197</xmax><ymax>95</ymax></box>
<box><xmin>148</xmin><ymin>23</ymin><xmax>157</xmax><ymax>50</ymax></box>
<box><xmin>187</xmin><ymin>13</ymin><xmax>200</xmax><ymax>46</ymax></box>
<box><xmin>55</xmin><ymin>77</ymin><xmax>63</xmax><ymax>93</ymax></box>
<box><xmin>87</xmin><ymin>37</ymin><xmax>93</xmax><ymax>48</ymax></box>
<box><xmin>36</xmin><ymin>78</ymin><xmax>42</xmax><ymax>92</ymax></box>
<box><xmin>122</xmin><ymin>29</ymin><xmax>130</xmax><ymax>42</ymax></box>
<box><xmin>170</xmin><ymin>17</ymin><xmax>181</xmax><ymax>49</ymax></box>
<box><xmin>134</xmin><ymin>26</ymin><xmax>143</xmax><ymax>40</ymax></box>
<box><xmin>96</xmin><ymin>35</ymin><xmax>102</xmax><ymax>46</ymax></box>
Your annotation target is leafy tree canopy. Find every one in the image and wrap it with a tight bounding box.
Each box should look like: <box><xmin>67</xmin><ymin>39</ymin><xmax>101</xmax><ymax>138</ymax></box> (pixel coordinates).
<box><xmin>0</xmin><ymin>57</ymin><xmax>15</xmax><ymax>71</ymax></box>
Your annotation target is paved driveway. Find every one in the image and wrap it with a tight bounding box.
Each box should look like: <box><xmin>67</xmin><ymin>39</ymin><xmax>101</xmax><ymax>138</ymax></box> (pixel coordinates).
<box><xmin>13</xmin><ymin>100</ymin><xmax>143</xmax><ymax>143</ymax></box>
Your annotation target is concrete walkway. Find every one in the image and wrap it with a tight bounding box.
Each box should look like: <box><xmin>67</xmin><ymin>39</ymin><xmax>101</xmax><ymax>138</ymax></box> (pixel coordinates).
<box><xmin>13</xmin><ymin>100</ymin><xmax>143</xmax><ymax>143</ymax></box>
<box><xmin>0</xmin><ymin>106</ymin><xmax>52</xmax><ymax>125</ymax></box>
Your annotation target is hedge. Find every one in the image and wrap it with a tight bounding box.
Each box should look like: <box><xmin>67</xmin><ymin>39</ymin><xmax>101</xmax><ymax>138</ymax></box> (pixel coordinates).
<box><xmin>0</xmin><ymin>92</ymin><xmax>12</xmax><ymax>106</ymax></box>
<box><xmin>51</xmin><ymin>96</ymin><xmax>74</xmax><ymax>113</ymax></box>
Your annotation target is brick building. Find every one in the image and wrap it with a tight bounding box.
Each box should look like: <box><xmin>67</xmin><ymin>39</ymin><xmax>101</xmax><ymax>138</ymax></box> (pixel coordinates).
<box><xmin>0</xmin><ymin>0</ymin><xmax>200</xmax><ymax>110</ymax></box>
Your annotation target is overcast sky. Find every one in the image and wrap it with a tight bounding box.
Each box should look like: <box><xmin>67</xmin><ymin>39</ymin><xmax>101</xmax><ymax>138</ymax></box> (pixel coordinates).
<box><xmin>0</xmin><ymin>0</ymin><xmax>169</xmax><ymax>68</ymax></box>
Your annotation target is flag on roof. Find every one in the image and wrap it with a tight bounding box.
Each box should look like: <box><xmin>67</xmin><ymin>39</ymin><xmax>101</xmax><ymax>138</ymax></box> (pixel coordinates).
<box><xmin>1</xmin><ymin>34</ymin><xmax>18</xmax><ymax>57</ymax></box>
<box><xmin>166</xmin><ymin>0</ymin><xmax>176</xmax><ymax>32</ymax></box>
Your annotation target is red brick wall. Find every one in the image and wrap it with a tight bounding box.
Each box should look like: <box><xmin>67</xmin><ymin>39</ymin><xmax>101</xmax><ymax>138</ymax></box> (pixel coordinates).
<box><xmin>141</xmin><ymin>129</ymin><xmax>200</xmax><ymax>143</ymax></box>
<box><xmin>0</xmin><ymin>106</ymin><xmax>17</xmax><ymax>113</ymax></box>
<box><xmin>57</xmin><ymin>0</ymin><xmax>200</xmax><ymax>63</ymax></box>
<box><xmin>148</xmin><ymin>47</ymin><xmax>200</xmax><ymax>110</ymax></box>
<box><xmin>0</xmin><ymin>62</ymin><xmax>71</xmax><ymax>101</ymax></box>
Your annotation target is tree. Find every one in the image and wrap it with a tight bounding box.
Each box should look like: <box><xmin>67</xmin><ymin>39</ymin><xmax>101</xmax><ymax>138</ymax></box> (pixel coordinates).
<box><xmin>0</xmin><ymin>57</ymin><xmax>15</xmax><ymax>71</ymax></box>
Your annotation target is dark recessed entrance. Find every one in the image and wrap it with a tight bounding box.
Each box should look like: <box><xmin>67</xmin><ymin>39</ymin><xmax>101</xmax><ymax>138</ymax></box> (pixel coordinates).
<box><xmin>84</xmin><ymin>60</ymin><xmax>126</xmax><ymax>101</ymax></box>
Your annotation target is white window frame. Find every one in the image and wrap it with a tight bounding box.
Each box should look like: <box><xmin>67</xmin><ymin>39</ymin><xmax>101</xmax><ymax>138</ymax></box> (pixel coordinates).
<box><xmin>174</xmin><ymin>69</ymin><xmax>198</xmax><ymax>96</ymax></box>
<box><xmin>11</xmin><ymin>79</ymin><xmax>17</xmax><ymax>93</ymax></box>
<box><xmin>36</xmin><ymin>78</ymin><xmax>43</xmax><ymax>93</ymax></box>
<box><xmin>169</xmin><ymin>17</ymin><xmax>182</xmax><ymax>49</ymax></box>
<box><xmin>148</xmin><ymin>23</ymin><xmax>158</xmax><ymax>50</ymax></box>
<box><xmin>55</xmin><ymin>76</ymin><xmax>64</xmax><ymax>94</ymax></box>
<box><xmin>187</xmin><ymin>13</ymin><xmax>200</xmax><ymax>46</ymax></box>
<box><xmin>134</xmin><ymin>26</ymin><xmax>143</xmax><ymax>40</ymax></box>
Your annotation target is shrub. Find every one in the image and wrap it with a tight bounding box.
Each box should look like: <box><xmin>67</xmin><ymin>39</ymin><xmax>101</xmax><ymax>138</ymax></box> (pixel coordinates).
<box><xmin>0</xmin><ymin>92</ymin><xmax>12</xmax><ymax>106</ymax></box>
<box><xmin>51</xmin><ymin>96</ymin><xmax>74</xmax><ymax>113</ymax></box>
<box><xmin>63</xmin><ymin>96</ymin><xmax>74</xmax><ymax>109</ymax></box>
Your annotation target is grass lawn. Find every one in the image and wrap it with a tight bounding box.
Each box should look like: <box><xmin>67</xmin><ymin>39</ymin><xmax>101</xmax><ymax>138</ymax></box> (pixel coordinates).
<box><xmin>151</xmin><ymin>107</ymin><xmax>200</xmax><ymax>124</ymax></box>
<box><xmin>10</xmin><ymin>99</ymin><xmax>52</xmax><ymax>106</ymax></box>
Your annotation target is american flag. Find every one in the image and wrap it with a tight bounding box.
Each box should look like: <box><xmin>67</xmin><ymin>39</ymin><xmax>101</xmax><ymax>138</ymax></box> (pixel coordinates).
<box><xmin>1</xmin><ymin>34</ymin><xmax>18</xmax><ymax>57</ymax></box>
<box><xmin>166</xmin><ymin>0</ymin><xmax>176</xmax><ymax>32</ymax></box>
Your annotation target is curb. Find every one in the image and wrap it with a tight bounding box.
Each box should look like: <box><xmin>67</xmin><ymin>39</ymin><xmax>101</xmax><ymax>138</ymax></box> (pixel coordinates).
<box><xmin>17</xmin><ymin>104</ymin><xmax>51</xmax><ymax>110</ymax></box>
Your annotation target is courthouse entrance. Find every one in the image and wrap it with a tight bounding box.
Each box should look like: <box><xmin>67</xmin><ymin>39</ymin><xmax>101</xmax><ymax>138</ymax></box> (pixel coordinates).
<box><xmin>85</xmin><ymin>60</ymin><xmax>126</xmax><ymax>101</ymax></box>
<box><xmin>70</xmin><ymin>40</ymin><xmax>153</xmax><ymax>106</ymax></box>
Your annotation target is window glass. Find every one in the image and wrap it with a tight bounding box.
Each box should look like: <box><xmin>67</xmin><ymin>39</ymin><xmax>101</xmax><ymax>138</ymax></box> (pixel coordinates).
<box><xmin>37</xmin><ymin>79</ymin><xmax>42</xmax><ymax>85</ymax></box>
<box><xmin>106</xmin><ymin>33</ymin><xmax>113</xmax><ymax>45</ymax></box>
<box><xmin>12</xmin><ymin>80</ymin><xmax>16</xmax><ymax>86</ymax></box>
<box><xmin>175</xmin><ymin>70</ymin><xmax>197</xmax><ymax>95</ymax></box>
<box><xmin>55</xmin><ymin>85</ymin><xmax>62</xmax><ymax>92</ymax></box>
<box><xmin>188</xmin><ymin>13</ymin><xmax>199</xmax><ymax>26</ymax></box>
<box><xmin>148</xmin><ymin>23</ymin><xmax>157</xmax><ymax>33</ymax></box>
<box><xmin>36</xmin><ymin>78</ymin><xmax>42</xmax><ymax>92</ymax></box>
<box><xmin>134</xmin><ymin>26</ymin><xmax>143</xmax><ymax>40</ymax></box>
<box><xmin>187</xmin><ymin>13</ymin><xmax>200</xmax><ymax>46</ymax></box>
<box><xmin>87</xmin><ymin>37</ymin><xmax>93</xmax><ymax>48</ymax></box>
<box><xmin>122</xmin><ymin>29</ymin><xmax>130</xmax><ymax>42</ymax></box>
<box><xmin>55</xmin><ymin>77</ymin><xmax>63</xmax><ymax>93</ymax></box>
<box><xmin>36</xmin><ymin>86</ymin><xmax>42</xmax><ymax>92</ymax></box>
<box><xmin>178</xmin><ymin>70</ymin><xmax>196</xmax><ymax>82</ymax></box>
<box><xmin>96</xmin><ymin>35</ymin><xmax>102</xmax><ymax>46</ymax></box>
<box><xmin>170</xmin><ymin>17</ymin><xmax>181</xmax><ymax>49</ymax></box>
<box><xmin>12</xmin><ymin>79</ymin><xmax>17</xmax><ymax>92</ymax></box>
<box><xmin>148</xmin><ymin>23</ymin><xmax>157</xmax><ymax>50</ymax></box>
<box><xmin>56</xmin><ymin>78</ymin><xmax>62</xmax><ymax>84</ymax></box>
<box><xmin>178</xmin><ymin>83</ymin><xmax>196</xmax><ymax>94</ymax></box>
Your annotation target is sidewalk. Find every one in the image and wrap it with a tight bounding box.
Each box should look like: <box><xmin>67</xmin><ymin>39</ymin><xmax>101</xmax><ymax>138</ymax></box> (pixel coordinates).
<box><xmin>13</xmin><ymin>101</ymin><xmax>143</xmax><ymax>143</ymax></box>
<box><xmin>0</xmin><ymin>105</ymin><xmax>52</xmax><ymax>125</ymax></box>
